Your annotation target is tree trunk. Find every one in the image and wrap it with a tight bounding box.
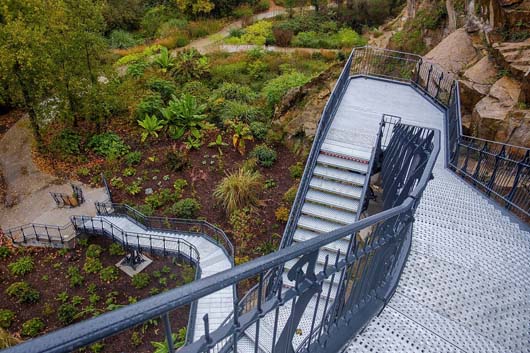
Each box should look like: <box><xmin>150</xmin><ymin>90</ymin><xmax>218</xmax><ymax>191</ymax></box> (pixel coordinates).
<box><xmin>446</xmin><ymin>0</ymin><xmax>457</xmax><ymax>32</ymax></box>
<box><xmin>85</xmin><ymin>44</ymin><xmax>96</xmax><ymax>84</ymax></box>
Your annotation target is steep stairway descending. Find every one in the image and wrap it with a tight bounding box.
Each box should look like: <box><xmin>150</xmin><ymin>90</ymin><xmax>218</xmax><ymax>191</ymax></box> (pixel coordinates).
<box><xmin>346</xmin><ymin>166</ymin><xmax>530</xmax><ymax>353</ymax></box>
<box><xmin>78</xmin><ymin>215</ymin><xmax>234</xmax><ymax>342</ymax></box>
<box><xmin>240</xmin><ymin>135</ymin><xmax>375</xmax><ymax>352</ymax></box>
<box><xmin>283</xmin><ymin>138</ymin><xmax>371</xmax><ymax>297</ymax></box>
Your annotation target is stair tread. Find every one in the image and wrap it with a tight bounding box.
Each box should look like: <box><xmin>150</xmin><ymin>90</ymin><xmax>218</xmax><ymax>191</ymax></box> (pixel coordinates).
<box><xmin>310</xmin><ymin>177</ymin><xmax>362</xmax><ymax>199</ymax></box>
<box><xmin>302</xmin><ymin>202</ymin><xmax>357</xmax><ymax>225</ymax></box>
<box><xmin>313</xmin><ymin>165</ymin><xmax>366</xmax><ymax>185</ymax></box>
<box><xmin>306</xmin><ymin>189</ymin><xmax>360</xmax><ymax>212</ymax></box>
<box><xmin>317</xmin><ymin>154</ymin><xmax>369</xmax><ymax>174</ymax></box>
<box><xmin>321</xmin><ymin>141</ymin><xmax>372</xmax><ymax>161</ymax></box>
<box><xmin>298</xmin><ymin>215</ymin><xmax>345</xmax><ymax>233</ymax></box>
<box><xmin>293</xmin><ymin>229</ymin><xmax>351</xmax><ymax>253</ymax></box>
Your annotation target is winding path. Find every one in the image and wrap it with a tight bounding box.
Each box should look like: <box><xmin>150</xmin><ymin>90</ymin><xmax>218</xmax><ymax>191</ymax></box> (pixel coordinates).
<box><xmin>0</xmin><ymin>117</ymin><xmax>106</xmax><ymax>230</ymax></box>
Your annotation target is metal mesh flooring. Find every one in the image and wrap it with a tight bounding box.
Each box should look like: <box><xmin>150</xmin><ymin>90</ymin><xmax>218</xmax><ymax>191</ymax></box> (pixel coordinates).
<box><xmin>342</xmin><ymin>77</ymin><xmax>530</xmax><ymax>352</ymax></box>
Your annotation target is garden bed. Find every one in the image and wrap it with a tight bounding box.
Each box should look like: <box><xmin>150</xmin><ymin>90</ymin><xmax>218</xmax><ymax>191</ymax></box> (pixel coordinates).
<box><xmin>0</xmin><ymin>236</ymin><xmax>194</xmax><ymax>352</ymax></box>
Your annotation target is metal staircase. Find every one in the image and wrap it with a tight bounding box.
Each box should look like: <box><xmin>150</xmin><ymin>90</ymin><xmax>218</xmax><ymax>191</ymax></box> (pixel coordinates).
<box><xmin>3</xmin><ymin>46</ymin><xmax>529</xmax><ymax>353</ymax></box>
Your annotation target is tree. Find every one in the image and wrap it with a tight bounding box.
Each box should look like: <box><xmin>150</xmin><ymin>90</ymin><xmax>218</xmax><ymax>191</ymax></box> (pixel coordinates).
<box><xmin>0</xmin><ymin>0</ymin><xmax>61</xmax><ymax>147</ymax></box>
<box><xmin>174</xmin><ymin>0</ymin><xmax>215</xmax><ymax>16</ymax></box>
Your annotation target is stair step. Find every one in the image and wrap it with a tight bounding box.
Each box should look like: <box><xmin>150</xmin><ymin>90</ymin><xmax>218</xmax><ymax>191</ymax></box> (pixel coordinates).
<box><xmin>298</xmin><ymin>215</ymin><xmax>344</xmax><ymax>233</ymax></box>
<box><xmin>317</xmin><ymin>154</ymin><xmax>369</xmax><ymax>174</ymax></box>
<box><xmin>306</xmin><ymin>190</ymin><xmax>360</xmax><ymax>213</ymax></box>
<box><xmin>321</xmin><ymin>141</ymin><xmax>372</xmax><ymax>162</ymax></box>
<box><xmin>310</xmin><ymin>177</ymin><xmax>363</xmax><ymax>199</ymax></box>
<box><xmin>293</xmin><ymin>229</ymin><xmax>351</xmax><ymax>254</ymax></box>
<box><xmin>313</xmin><ymin>165</ymin><xmax>366</xmax><ymax>186</ymax></box>
<box><xmin>302</xmin><ymin>202</ymin><xmax>357</xmax><ymax>225</ymax></box>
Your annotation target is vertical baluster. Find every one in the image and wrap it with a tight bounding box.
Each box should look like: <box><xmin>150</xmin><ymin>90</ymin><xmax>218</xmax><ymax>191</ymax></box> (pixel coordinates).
<box><xmin>162</xmin><ymin>313</ymin><xmax>175</xmax><ymax>353</ymax></box>
<box><xmin>271</xmin><ymin>278</ymin><xmax>283</xmax><ymax>353</ymax></box>
<box><xmin>254</xmin><ymin>272</ymin><xmax>264</xmax><ymax>353</ymax></box>
<box><xmin>204</xmin><ymin>314</ymin><xmax>212</xmax><ymax>352</ymax></box>
<box><xmin>232</xmin><ymin>298</ymin><xmax>240</xmax><ymax>353</ymax></box>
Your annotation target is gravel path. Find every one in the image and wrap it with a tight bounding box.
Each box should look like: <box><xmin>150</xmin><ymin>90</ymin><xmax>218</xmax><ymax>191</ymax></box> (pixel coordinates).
<box><xmin>0</xmin><ymin>117</ymin><xmax>106</xmax><ymax>230</ymax></box>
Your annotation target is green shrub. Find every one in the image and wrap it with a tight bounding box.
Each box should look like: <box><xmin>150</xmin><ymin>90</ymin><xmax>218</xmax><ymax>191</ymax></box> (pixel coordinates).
<box><xmin>57</xmin><ymin>303</ymin><xmax>78</xmax><ymax>325</ymax></box>
<box><xmin>262</xmin><ymin>72</ymin><xmax>310</xmax><ymax>107</ymax></box>
<box><xmin>126</xmin><ymin>60</ymin><xmax>149</xmax><ymax>78</ymax></box>
<box><xmin>136</xmin><ymin>94</ymin><xmax>164</xmax><ymax>119</ymax></box>
<box><xmin>137</xmin><ymin>204</ymin><xmax>155</xmax><ymax>216</ymax></box>
<box><xmin>289</xmin><ymin>162</ymin><xmax>304</xmax><ymax>179</ymax></box>
<box><xmin>77</xmin><ymin>167</ymin><xmax>90</xmax><ymax>177</ymax></box>
<box><xmin>283</xmin><ymin>184</ymin><xmax>298</xmax><ymax>205</ymax></box>
<box><xmin>254</xmin><ymin>0</ymin><xmax>270</xmax><ymax>12</ymax></box>
<box><xmin>220</xmin><ymin>101</ymin><xmax>262</xmax><ymax>123</ymax></box>
<box><xmin>145</xmin><ymin>188</ymin><xmax>174</xmax><ymax>209</ymax></box>
<box><xmin>5</xmin><ymin>282</ymin><xmax>40</xmax><ymax>303</ymax></box>
<box><xmin>226</xmin><ymin>20</ymin><xmax>273</xmax><ymax>46</ymax></box>
<box><xmin>132</xmin><ymin>273</ymin><xmax>150</xmax><ymax>289</ymax></box>
<box><xmin>233</xmin><ymin>4</ymin><xmax>253</xmax><ymax>19</ymax></box>
<box><xmin>88</xmin><ymin>133</ymin><xmax>130</xmax><ymax>160</ymax></box>
<box><xmin>108</xmin><ymin>30</ymin><xmax>139</xmax><ymax>49</ymax></box>
<box><xmin>212</xmin><ymin>83</ymin><xmax>256</xmax><ymax>103</ymax></box>
<box><xmin>250</xmin><ymin>121</ymin><xmax>269</xmax><ymax>140</ymax></box>
<box><xmin>100</xmin><ymin>266</ymin><xmax>119</xmax><ymax>282</ymax></box>
<box><xmin>83</xmin><ymin>257</ymin><xmax>103</xmax><ymax>274</ymax></box>
<box><xmin>275</xmin><ymin>206</ymin><xmax>290</xmax><ymax>222</ymax></box>
<box><xmin>214</xmin><ymin>168</ymin><xmax>263</xmax><ymax>214</ymax></box>
<box><xmin>0</xmin><ymin>310</ymin><xmax>14</xmax><ymax>329</ymax></box>
<box><xmin>250</xmin><ymin>145</ymin><xmax>277</xmax><ymax>167</ymax></box>
<box><xmin>50</xmin><ymin>129</ymin><xmax>82</xmax><ymax>157</ymax></box>
<box><xmin>0</xmin><ymin>246</ymin><xmax>11</xmax><ymax>260</ymax></box>
<box><xmin>67</xmin><ymin>266</ymin><xmax>84</xmax><ymax>287</ymax></box>
<box><xmin>157</xmin><ymin>18</ymin><xmax>188</xmax><ymax>37</ymax></box>
<box><xmin>168</xmin><ymin>198</ymin><xmax>201</xmax><ymax>219</ymax></box>
<box><xmin>86</xmin><ymin>244</ymin><xmax>103</xmax><ymax>258</ymax></box>
<box><xmin>109</xmin><ymin>243</ymin><xmax>126</xmax><ymax>256</ymax></box>
<box><xmin>21</xmin><ymin>318</ymin><xmax>45</xmax><ymax>337</ymax></box>
<box><xmin>125</xmin><ymin>151</ymin><xmax>142</xmax><ymax>166</ymax></box>
<box><xmin>8</xmin><ymin>256</ymin><xmax>34</xmax><ymax>276</ymax></box>
<box><xmin>141</xmin><ymin>5</ymin><xmax>177</xmax><ymax>38</ymax></box>
<box><xmin>147</xmin><ymin>79</ymin><xmax>177</xmax><ymax>103</ymax></box>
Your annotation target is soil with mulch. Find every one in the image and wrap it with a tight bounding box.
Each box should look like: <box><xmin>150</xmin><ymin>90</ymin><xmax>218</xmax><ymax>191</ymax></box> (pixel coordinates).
<box><xmin>0</xmin><ymin>236</ymin><xmax>193</xmax><ymax>353</ymax></box>
<box><xmin>37</xmin><ymin>119</ymin><xmax>303</xmax><ymax>262</ymax></box>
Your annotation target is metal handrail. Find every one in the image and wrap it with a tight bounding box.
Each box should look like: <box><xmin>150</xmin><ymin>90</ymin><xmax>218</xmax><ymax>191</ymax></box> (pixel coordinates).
<box><xmin>4</xmin><ymin>222</ymin><xmax>75</xmax><ymax>245</ymax></box>
<box><xmin>95</xmin><ymin>202</ymin><xmax>234</xmax><ymax>261</ymax></box>
<box><xmin>71</xmin><ymin>215</ymin><xmax>201</xmax><ymax>264</ymax></box>
<box><xmin>3</xmin><ymin>119</ymin><xmax>439</xmax><ymax>353</ymax></box>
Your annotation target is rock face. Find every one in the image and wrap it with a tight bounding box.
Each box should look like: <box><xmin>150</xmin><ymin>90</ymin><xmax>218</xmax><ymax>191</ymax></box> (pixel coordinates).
<box><xmin>424</xmin><ymin>28</ymin><xmax>479</xmax><ymax>74</ymax></box>
<box><xmin>460</xmin><ymin>56</ymin><xmax>499</xmax><ymax>113</ymax></box>
<box><xmin>492</xmin><ymin>38</ymin><xmax>530</xmax><ymax>103</ymax></box>
<box><xmin>471</xmin><ymin>76</ymin><xmax>530</xmax><ymax>147</ymax></box>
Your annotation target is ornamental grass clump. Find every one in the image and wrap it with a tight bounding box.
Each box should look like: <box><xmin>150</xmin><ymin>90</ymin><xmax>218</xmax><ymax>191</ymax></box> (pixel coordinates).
<box><xmin>214</xmin><ymin>168</ymin><xmax>263</xmax><ymax>214</ymax></box>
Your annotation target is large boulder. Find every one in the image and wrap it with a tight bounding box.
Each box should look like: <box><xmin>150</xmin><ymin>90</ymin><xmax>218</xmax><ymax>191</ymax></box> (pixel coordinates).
<box><xmin>471</xmin><ymin>76</ymin><xmax>530</xmax><ymax>147</ymax></box>
<box><xmin>492</xmin><ymin>38</ymin><xmax>530</xmax><ymax>103</ymax></box>
<box><xmin>460</xmin><ymin>56</ymin><xmax>499</xmax><ymax>113</ymax></box>
<box><xmin>424</xmin><ymin>28</ymin><xmax>479</xmax><ymax>74</ymax></box>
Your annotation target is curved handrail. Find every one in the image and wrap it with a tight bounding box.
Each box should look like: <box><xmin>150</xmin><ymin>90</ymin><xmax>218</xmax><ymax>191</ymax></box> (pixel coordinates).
<box><xmin>95</xmin><ymin>202</ymin><xmax>234</xmax><ymax>262</ymax></box>
<box><xmin>71</xmin><ymin>215</ymin><xmax>201</xmax><ymax>264</ymax></box>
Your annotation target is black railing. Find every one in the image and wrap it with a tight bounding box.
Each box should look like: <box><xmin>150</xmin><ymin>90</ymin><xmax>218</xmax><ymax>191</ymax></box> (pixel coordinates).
<box><xmin>3</xmin><ymin>118</ymin><xmax>439</xmax><ymax>353</ymax></box>
<box><xmin>71</xmin><ymin>215</ymin><xmax>200</xmax><ymax>265</ymax></box>
<box><xmin>4</xmin><ymin>222</ymin><xmax>75</xmax><ymax>246</ymax></box>
<box><xmin>350</xmin><ymin>46</ymin><xmax>529</xmax><ymax>219</ymax></box>
<box><xmin>50</xmin><ymin>184</ymin><xmax>85</xmax><ymax>208</ymax></box>
<box><xmin>446</xmin><ymin>84</ymin><xmax>530</xmax><ymax>219</ymax></box>
<box><xmin>95</xmin><ymin>202</ymin><xmax>234</xmax><ymax>261</ymax></box>
<box><xmin>8</xmin><ymin>44</ymin><xmax>526</xmax><ymax>353</ymax></box>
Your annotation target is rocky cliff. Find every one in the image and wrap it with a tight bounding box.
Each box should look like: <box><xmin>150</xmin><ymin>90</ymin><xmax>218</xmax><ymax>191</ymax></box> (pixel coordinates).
<box><xmin>375</xmin><ymin>0</ymin><xmax>529</xmax><ymax>147</ymax></box>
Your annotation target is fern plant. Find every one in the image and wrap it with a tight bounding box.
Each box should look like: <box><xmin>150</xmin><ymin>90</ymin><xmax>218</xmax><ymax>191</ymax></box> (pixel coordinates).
<box><xmin>138</xmin><ymin>115</ymin><xmax>165</xmax><ymax>142</ymax></box>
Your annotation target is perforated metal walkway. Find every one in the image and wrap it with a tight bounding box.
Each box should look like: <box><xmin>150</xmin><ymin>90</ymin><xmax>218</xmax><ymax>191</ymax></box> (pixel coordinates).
<box><xmin>341</xmin><ymin>78</ymin><xmax>530</xmax><ymax>353</ymax></box>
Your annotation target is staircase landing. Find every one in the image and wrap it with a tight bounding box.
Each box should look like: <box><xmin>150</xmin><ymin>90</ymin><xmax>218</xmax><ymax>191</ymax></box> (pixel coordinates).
<box><xmin>341</xmin><ymin>77</ymin><xmax>530</xmax><ymax>353</ymax></box>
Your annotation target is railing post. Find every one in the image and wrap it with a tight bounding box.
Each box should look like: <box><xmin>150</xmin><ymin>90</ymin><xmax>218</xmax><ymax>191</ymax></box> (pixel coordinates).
<box><xmin>162</xmin><ymin>313</ymin><xmax>175</xmax><ymax>353</ymax></box>
<box><xmin>486</xmin><ymin>145</ymin><xmax>505</xmax><ymax>196</ymax></box>
<box><xmin>33</xmin><ymin>225</ymin><xmax>39</xmax><ymax>242</ymax></box>
<box><xmin>505</xmin><ymin>150</ymin><xmax>529</xmax><ymax>209</ymax></box>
